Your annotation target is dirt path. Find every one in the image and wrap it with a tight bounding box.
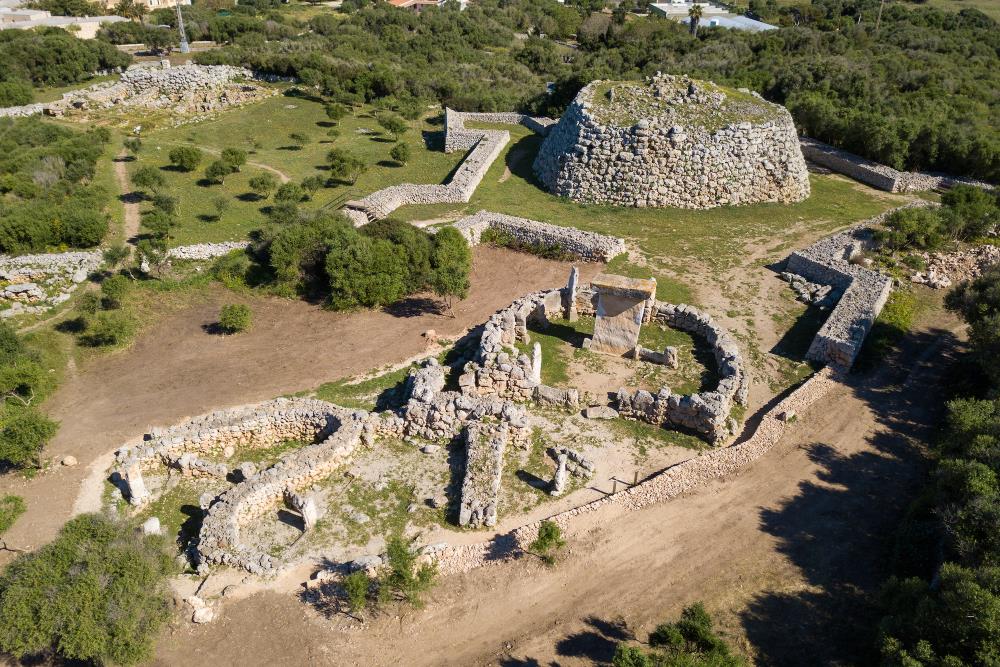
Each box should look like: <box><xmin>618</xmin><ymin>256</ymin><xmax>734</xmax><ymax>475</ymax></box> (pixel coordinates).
<box><xmin>0</xmin><ymin>248</ymin><xmax>598</xmax><ymax>560</ymax></box>
<box><xmin>113</xmin><ymin>150</ymin><xmax>142</xmax><ymax>245</ymax></box>
<box><xmin>150</xmin><ymin>303</ymin><xmax>961</xmax><ymax>667</ymax></box>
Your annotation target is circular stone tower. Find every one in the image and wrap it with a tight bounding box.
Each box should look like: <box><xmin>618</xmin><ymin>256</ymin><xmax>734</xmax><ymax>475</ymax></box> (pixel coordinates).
<box><xmin>533</xmin><ymin>74</ymin><xmax>811</xmax><ymax>209</ymax></box>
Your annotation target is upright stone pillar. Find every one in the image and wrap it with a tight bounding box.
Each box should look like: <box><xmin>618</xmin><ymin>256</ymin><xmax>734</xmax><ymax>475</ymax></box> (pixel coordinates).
<box><xmin>551</xmin><ymin>453</ymin><xmax>568</xmax><ymax>496</ymax></box>
<box><xmin>125</xmin><ymin>464</ymin><xmax>149</xmax><ymax>506</ymax></box>
<box><xmin>565</xmin><ymin>266</ymin><xmax>580</xmax><ymax>321</ymax></box>
<box><xmin>531</xmin><ymin>342</ymin><xmax>542</xmax><ymax>384</ymax></box>
<box><xmin>643</xmin><ymin>277</ymin><xmax>657</xmax><ymax>323</ymax></box>
<box><xmin>300</xmin><ymin>497</ymin><xmax>319</xmax><ymax>530</ymax></box>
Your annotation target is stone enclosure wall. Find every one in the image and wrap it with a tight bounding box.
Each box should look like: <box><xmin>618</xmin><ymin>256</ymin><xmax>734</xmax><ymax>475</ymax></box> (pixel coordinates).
<box><xmin>534</xmin><ymin>75</ymin><xmax>811</xmax><ymax>210</ymax></box>
<box><xmin>443</xmin><ymin>108</ymin><xmax>556</xmax><ymax>153</ymax></box>
<box><xmin>0</xmin><ymin>250</ymin><xmax>100</xmax><ymax>319</ymax></box>
<box><xmin>452</xmin><ymin>210</ymin><xmax>626</xmax><ymax>262</ymax></box>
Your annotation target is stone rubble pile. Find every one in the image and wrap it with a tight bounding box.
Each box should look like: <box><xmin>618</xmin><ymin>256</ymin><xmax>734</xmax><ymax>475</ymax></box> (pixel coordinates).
<box><xmin>911</xmin><ymin>245</ymin><xmax>1000</xmax><ymax>288</ymax></box>
<box><xmin>457</xmin><ymin>421</ymin><xmax>509</xmax><ymax>528</ymax></box>
<box><xmin>0</xmin><ymin>250</ymin><xmax>100</xmax><ymax>318</ymax></box>
<box><xmin>784</xmin><ymin>207</ymin><xmax>918</xmax><ymax>368</ymax></box>
<box><xmin>534</xmin><ymin>74</ymin><xmax>810</xmax><ymax>210</ymax></box>
<box><xmin>779</xmin><ymin>271</ymin><xmax>839</xmax><ymax>308</ymax></box>
<box><xmin>453</xmin><ymin>210</ymin><xmax>626</xmax><ymax>262</ymax></box>
<box><xmin>615</xmin><ymin>303</ymin><xmax>749</xmax><ymax>444</ymax></box>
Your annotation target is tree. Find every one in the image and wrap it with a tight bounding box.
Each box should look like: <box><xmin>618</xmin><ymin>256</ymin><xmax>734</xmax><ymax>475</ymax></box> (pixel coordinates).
<box><xmin>0</xmin><ymin>494</ymin><xmax>26</xmax><ymax>553</ymax></box>
<box><xmin>204</xmin><ymin>159</ymin><xmax>232</xmax><ymax>185</ymax></box>
<box><xmin>136</xmin><ymin>238</ymin><xmax>168</xmax><ymax>275</ymax></box>
<box><xmin>0</xmin><ymin>514</ymin><xmax>173</xmax><ymax>665</ymax></box>
<box><xmin>389</xmin><ymin>142</ymin><xmax>411</xmax><ymax>166</ymax></box>
<box><xmin>275</xmin><ymin>182</ymin><xmax>305</xmax><ymax>203</ymax></box>
<box><xmin>612</xmin><ymin>645</ymin><xmax>652</xmax><ymax>667</ymax></box>
<box><xmin>688</xmin><ymin>3</ymin><xmax>703</xmax><ymax>35</ymax></box>
<box><xmin>168</xmin><ymin>146</ymin><xmax>203</xmax><ymax>172</ymax></box>
<box><xmin>324</xmin><ymin>102</ymin><xmax>347</xmax><ymax>124</ymax></box>
<box><xmin>288</xmin><ymin>132</ymin><xmax>309</xmax><ymax>148</ymax></box>
<box><xmin>211</xmin><ymin>195</ymin><xmax>230</xmax><ymax>220</ymax></box>
<box><xmin>131</xmin><ymin>165</ymin><xmax>165</xmax><ymax>193</ymax></box>
<box><xmin>326</xmin><ymin>235</ymin><xmax>408</xmax><ymax>309</ymax></box>
<box><xmin>376</xmin><ymin>113</ymin><xmax>408</xmax><ymax>141</ymax></box>
<box><xmin>217</xmin><ymin>304</ymin><xmax>252</xmax><ymax>334</ymax></box>
<box><xmin>113</xmin><ymin>0</ymin><xmax>147</xmax><ymax>21</ymax></box>
<box><xmin>430</xmin><ymin>226</ymin><xmax>471</xmax><ymax>314</ymax></box>
<box><xmin>220</xmin><ymin>147</ymin><xmax>247</xmax><ymax>172</ymax></box>
<box><xmin>0</xmin><ymin>408</ymin><xmax>57</xmax><ymax>469</ymax></box>
<box><xmin>248</xmin><ymin>172</ymin><xmax>278</xmax><ymax>199</ymax></box>
<box><xmin>326</xmin><ymin>148</ymin><xmax>367</xmax><ymax>185</ymax></box>
<box><xmin>528</xmin><ymin>519</ymin><xmax>565</xmax><ymax>566</ymax></box>
<box><xmin>151</xmin><ymin>192</ymin><xmax>178</xmax><ymax>216</ymax></box>
<box><xmin>300</xmin><ymin>175</ymin><xmax>324</xmax><ymax>199</ymax></box>
<box><xmin>941</xmin><ymin>185</ymin><xmax>999</xmax><ymax>240</ymax></box>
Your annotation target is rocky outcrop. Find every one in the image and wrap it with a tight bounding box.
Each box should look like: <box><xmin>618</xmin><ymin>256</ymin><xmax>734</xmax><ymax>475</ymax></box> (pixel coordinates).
<box><xmin>911</xmin><ymin>245</ymin><xmax>1000</xmax><ymax>289</ymax></box>
<box><xmin>453</xmin><ymin>210</ymin><xmax>626</xmax><ymax>262</ymax></box>
<box><xmin>0</xmin><ymin>250</ymin><xmax>100</xmax><ymax>318</ymax></box>
<box><xmin>534</xmin><ymin>75</ymin><xmax>810</xmax><ymax>210</ymax></box>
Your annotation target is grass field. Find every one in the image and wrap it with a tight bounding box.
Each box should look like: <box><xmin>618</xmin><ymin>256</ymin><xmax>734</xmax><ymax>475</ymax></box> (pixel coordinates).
<box><xmin>133</xmin><ymin>94</ymin><xmax>459</xmax><ymax>245</ymax></box>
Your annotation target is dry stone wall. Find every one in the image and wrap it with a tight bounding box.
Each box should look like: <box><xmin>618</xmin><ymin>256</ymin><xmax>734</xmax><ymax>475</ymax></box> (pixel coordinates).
<box><xmin>443</xmin><ymin>108</ymin><xmax>556</xmax><ymax>153</ymax></box>
<box><xmin>615</xmin><ymin>302</ymin><xmax>749</xmax><ymax>443</ymax></box>
<box><xmin>458</xmin><ymin>421</ymin><xmax>509</xmax><ymax>528</ymax></box>
<box><xmin>453</xmin><ymin>210</ymin><xmax>626</xmax><ymax>262</ymax></box>
<box><xmin>534</xmin><ymin>75</ymin><xmax>810</xmax><ymax>210</ymax></box>
<box><xmin>783</xmin><ymin>208</ymin><xmax>918</xmax><ymax>368</ymax></box>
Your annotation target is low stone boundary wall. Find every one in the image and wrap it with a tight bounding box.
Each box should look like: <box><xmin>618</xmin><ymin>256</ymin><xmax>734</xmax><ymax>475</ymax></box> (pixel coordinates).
<box><xmin>800</xmin><ymin>137</ymin><xmax>994</xmax><ymax>193</ymax></box>
<box><xmin>432</xmin><ymin>366</ymin><xmax>840</xmax><ymax>577</ymax></box>
<box><xmin>0</xmin><ymin>250</ymin><xmax>100</xmax><ymax>318</ymax></box>
<box><xmin>784</xmin><ymin>207</ymin><xmax>920</xmax><ymax>368</ymax></box>
<box><xmin>343</xmin><ymin>130</ymin><xmax>509</xmax><ymax>224</ymax></box>
<box><xmin>453</xmin><ymin>210</ymin><xmax>626</xmax><ymax>262</ymax></box>
<box><xmin>443</xmin><ymin>108</ymin><xmax>556</xmax><ymax>153</ymax></box>
<box><xmin>167</xmin><ymin>241</ymin><xmax>249</xmax><ymax>261</ymax></box>
<box><xmin>198</xmin><ymin>413</ymin><xmax>369</xmax><ymax>574</ymax></box>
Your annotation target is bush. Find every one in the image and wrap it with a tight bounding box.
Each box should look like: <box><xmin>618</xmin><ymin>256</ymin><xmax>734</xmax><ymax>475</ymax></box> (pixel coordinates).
<box><xmin>0</xmin><ymin>494</ymin><xmax>25</xmax><ymax>535</ymax></box>
<box><xmin>220</xmin><ymin>147</ymin><xmax>247</xmax><ymax>171</ymax></box>
<box><xmin>131</xmin><ymin>165</ymin><xmax>165</xmax><ymax>193</ymax></box>
<box><xmin>361</xmin><ymin>218</ymin><xmax>433</xmax><ymax>293</ymax></box>
<box><xmin>0</xmin><ymin>408</ymin><xmax>57</xmax><ymax>469</ymax></box>
<box><xmin>380</xmin><ymin>535</ymin><xmax>436</xmax><ymax>606</ymax></box>
<box><xmin>0</xmin><ymin>514</ymin><xmax>173</xmax><ymax>665</ymax></box>
<box><xmin>529</xmin><ymin>520</ymin><xmax>565</xmax><ymax>566</ymax></box>
<box><xmin>326</xmin><ymin>234</ymin><xmax>408</xmax><ymax>309</ymax></box>
<box><xmin>167</xmin><ymin>145</ymin><xmax>203</xmax><ymax>172</ymax></box>
<box><xmin>204</xmin><ymin>159</ymin><xmax>233</xmax><ymax>184</ymax></box>
<box><xmin>274</xmin><ymin>182</ymin><xmax>304</xmax><ymax>203</ymax></box>
<box><xmin>100</xmin><ymin>274</ymin><xmax>129</xmax><ymax>309</ymax></box>
<box><xmin>248</xmin><ymin>172</ymin><xmax>278</xmax><ymax>199</ymax></box>
<box><xmin>431</xmin><ymin>226</ymin><xmax>471</xmax><ymax>310</ymax></box>
<box><xmin>151</xmin><ymin>192</ymin><xmax>178</xmax><ymax>216</ymax></box>
<box><xmin>343</xmin><ymin>570</ymin><xmax>370</xmax><ymax>615</ymax></box>
<box><xmin>79</xmin><ymin>311</ymin><xmax>135</xmax><ymax>347</ymax></box>
<box><xmin>0</xmin><ymin>81</ymin><xmax>32</xmax><ymax>107</ymax></box>
<box><xmin>941</xmin><ymin>185</ymin><xmax>1000</xmax><ymax>240</ymax></box>
<box><xmin>217</xmin><ymin>303</ymin><xmax>252</xmax><ymax>333</ymax></box>
<box><xmin>376</xmin><ymin>113</ymin><xmax>407</xmax><ymax>140</ymax></box>
<box><xmin>326</xmin><ymin>148</ymin><xmax>367</xmax><ymax>184</ymax></box>
<box><xmin>389</xmin><ymin>142</ymin><xmax>411</xmax><ymax>165</ymax></box>
<box><xmin>614</xmin><ymin>603</ymin><xmax>744</xmax><ymax>667</ymax></box>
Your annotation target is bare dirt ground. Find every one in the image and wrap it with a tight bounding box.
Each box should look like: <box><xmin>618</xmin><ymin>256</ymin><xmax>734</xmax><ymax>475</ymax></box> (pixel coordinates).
<box><xmin>0</xmin><ymin>247</ymin><xmax>599</xmax><ymax>561</ymax></box>
<box><xmin>113</xmin><ymin>150</ymin><xmax>142</xmax><ymax>244</ymax></box>
<box><xmin>150</xmin><ymin>298</ymin><xmax>961</xmax><ymax>667</ymax></box>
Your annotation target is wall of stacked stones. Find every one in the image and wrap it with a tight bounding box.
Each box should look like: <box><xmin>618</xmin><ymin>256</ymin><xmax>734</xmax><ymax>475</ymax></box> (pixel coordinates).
<box><xmin>443</xmin><ymin>108</ymin><xmax>556</xmax><ymax>153</ymax></box>
<box><xmin>452</xmin><ymin>210</ymin><xmax>626</xmax><ymax>262</ymax></box>
<box><xmin>533</xmin><ymin>83</ymin><xmax>811</xmax><ymax>210</ymax></box>
<box><xmin>0</xmin><ymin>250</ymin><xmax>100</xmax><ymax>318</ymax></box>
<box><xmin>783</xmin><ymin>206</ymin><xmax>926</xmax><ymax>368</ymax></box>
<box><xmin>458</xmin><ymin>421</ymin><xmax>509</xmax><ymax>528</ymax></box>
<box><xmin>615</xmin><ymin>302</ymin><xmax>748</xmax><ymax>443</ymax></box>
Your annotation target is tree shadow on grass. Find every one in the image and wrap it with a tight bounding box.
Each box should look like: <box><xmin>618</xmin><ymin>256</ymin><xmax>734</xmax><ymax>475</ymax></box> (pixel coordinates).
<box><xmin>741</xmin><ymin>326</ymin><xmax>960</xmax><ymax>666</ymax></box>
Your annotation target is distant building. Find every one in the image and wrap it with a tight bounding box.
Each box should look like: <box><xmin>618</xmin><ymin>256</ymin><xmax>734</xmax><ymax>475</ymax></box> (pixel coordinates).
<box><xmin>97</xmin><ymin>0</ymin><xmax>191</xmax><ymax>9</ymax></box>
<box><xmin>648</xmin><ymin>1</ymin><xmax>777</xmax><ymax>32</ymax></box>
<box><xmin>0</xmin><ymin>3</ymin><xmax>128</xmax><ymax>38</ymax></box>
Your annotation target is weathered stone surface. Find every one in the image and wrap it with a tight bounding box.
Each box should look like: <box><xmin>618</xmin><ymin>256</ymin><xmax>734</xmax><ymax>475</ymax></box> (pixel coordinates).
<box><xmin>458</xmin><ymin>421</ymin><xmax>508</xmax><ymax>528</ymax></box>
<box><xmin>588</xmin><ymin>274</ymin><xmax>656</xmax><ymax>355</ymax></box>
<box><xmin>584</xmin><ymin>405</ymin><xmax>619</xmax><ymax>419</ymax></box>
<box><xmin>534</xmin><ymin>75</ymin><xmax>810</xmax><ymax>210</ymax></box>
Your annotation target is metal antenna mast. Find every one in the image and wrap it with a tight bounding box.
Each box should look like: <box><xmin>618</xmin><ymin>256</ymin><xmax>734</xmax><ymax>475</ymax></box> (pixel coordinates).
<box><xmin>175</xmin><ymin>2</ymin><xmax>190</xmax><ymax>54</ymax></box>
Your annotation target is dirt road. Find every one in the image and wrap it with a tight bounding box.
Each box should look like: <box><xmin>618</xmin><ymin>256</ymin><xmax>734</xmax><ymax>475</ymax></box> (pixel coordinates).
<box><xmin>112</xmin><ymin>151</ymin><xmax>142</xmax><ymax>244</ymax></box>
<box><xmin>0</xmin><ymin>247</ymin><xmax>598</xmax><ymax>560</ymax></box>
<box><xmin>151</xmin><ymin>305</ymin><xmax>960</xmax><ymax>667</ymax></box>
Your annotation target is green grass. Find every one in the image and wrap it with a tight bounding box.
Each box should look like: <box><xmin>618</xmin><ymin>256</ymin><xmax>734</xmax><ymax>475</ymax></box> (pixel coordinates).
<box><xmin>32</xmin><ymin>74</ymin><xmax>119</xmax><ymax>104</ymax></box>
<box><xmin>605</xmin><ymin>254</ymin><xmax>695</xmax><ymax>305</ymax></box>
<box><xmin>390</xmin><ymin>125</ymin><xmax>902</xmax><ymax>273</ymax></box>
<box><xmin>133</xmin><ymin>94</ymin><xmax>460</xmax><ymax>245</ymax></box>
<box><xmin>133</xmin><ymin>479</ymin><xmax>204</xmax><ymax>549</ymax></box>
<box><xmin>855</xmin><ymin>288</ymin><xmax>926</xmax><ymax>370</ymax></box>
<box><xmin>311</xmin><ymin>364</ymin><xmax>413</xmax><ymax>411</ymax></box>
<box><xmin>608</xmin><ymin>417</ymin><xmax>706</xmax><ymax>457</ymax></box>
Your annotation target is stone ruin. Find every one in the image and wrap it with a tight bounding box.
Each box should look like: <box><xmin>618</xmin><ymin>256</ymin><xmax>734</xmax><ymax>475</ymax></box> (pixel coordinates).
<box><xmin>533</xmin><ymin>74</ymin><xmax>811</xmax><ymax>210</ymax></box>
<box><xmin>0</xmin><ymin>250</ymin><xmax>101</xmax><ymax>319</ymax></box>
<box><xmin>585</xmin><ymin>274</ymin><xmax>657</xmax><ymax>355</ymax></box>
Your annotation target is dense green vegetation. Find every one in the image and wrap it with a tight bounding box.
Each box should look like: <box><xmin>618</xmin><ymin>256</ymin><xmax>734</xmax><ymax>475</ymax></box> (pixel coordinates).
<box><xmin>0</xmin><ymin>28</ymin><xmax>129</xmax><ymax>97</ymax></box>
<box><xmin>612</xmin><ymin>603</ymin><xmax>745</xmax><ymax>666</ymax></box>
<box><xmin>0</xmin><ymin>514</ymin><xmax>173</xmax><ymax>665</ymax></box>
<box><xmin>875</xmin><ymin>186</ymin><xmax>1000</xmax><ymax>252</ymax></box>
<box><xmin>185</xmin><ymin>0</ymin><xmax>999</xmax><ymax>182</ymax></box>
<box><xmin>0</xmin><ymin>118</ymin><xmax>112</xmax><ymax>254</ymax></box>
<box><xmin>877</xmin><ymin>267</ymin><xmax>1000</xmax><ymax>666</ymax></box>
<box><xmin>0</xmin><ymin>322</ymin><xmax>59</xmax><ymax>470</ymax></box>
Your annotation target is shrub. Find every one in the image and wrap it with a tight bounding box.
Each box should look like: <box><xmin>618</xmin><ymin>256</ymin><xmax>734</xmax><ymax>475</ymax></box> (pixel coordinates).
<box><xmin>274</xmin><ymin>182</ymin><xmax>305</xmax><ymax>203</ymax></box>
<box><xmin>611</xmin><ymin>645</ymin><xmax>652</xmax><ymax>667</ymax></box>
<box><xmin>167</xmin><ymin>145</ymin><xmax>203</xmax><ymax>172</ymax></box>
<box><xmin>131</xmin><ymin>165</ymin><xmax>165</xmax><ymax>192</ymax></box>
<box><xmin>324</xmin><ymin>102</ymin><xmax>347</xmax><ymax>123</ymax></box>
<box><xmin>379</xmin><ymin>535</ymin><xmax>436</xmax><ymax>606</ymax></box>
<box><xmin>389</xmin><ymin>142</ymin><xmax>411</xmax><ymax>165</ymax></box>
<box><xmin>288</xmin><ymin>132</ymin><xmax>309</xmax><ymax>147</ymax></box>
<box><xmin>211</xmin><ymin>250</ymin><xmax>252</xmax><ymax>289</ymax></box>
<box><xmin>211</xmin><ymin>195</ymin><xmax>230</xmax><ymax>220</ymax></box>
<box><xmin>343</xmin><ymin>570</ymin><xmax>370</xmax><ymax>615</ymax></box>
<box><xmin>361</xmin><ymin>218</ymin><xmax>434</xmax><ymax>293</ymax></box>
<box><xmin>59</xmin><ymin>206</ymin><xmax>108</xmax><ymax>248</ymax></box>
<box><xmin>0</xmin><ymin>494</ymin><xmax>26</xmax><ymax>535</ymax></box>
<box><xmin>151</xmin><ymin>192</ymin><xmax>178</xmax><ymax>216</ymax></box>
<box><xmin>100</xmin><ymin>274</ymin><xmax>129</xmax><ymax>309</ymax></box>
<box><xmin>941</xmin><ymin>185</ymin><xmax>999</xmax><ymax>240</ymax></box>
<box><xmin>300</xmin><ymin>175</ymin><xmax>324</xmax><ymax>198</ymax></box>
<box><xmin>0</xmin><ymin>514</ymin><xmax>173</xmax><ymax>665</ymax></box>
<box><xmin>0</xmin><ymin>408</ymin><xmax>58</xmax><ymax>469</ymax></box>
<box><xmin>217</xmin><ymin>303</ymin><xmax>252</xmax><ymax>334</ymax></box>
<box><xmin>79</xmin><ymin>311</ymin><xmax>135</xmax><ymax>347</ymax></box>
<box><xmin>326</xmin><ymin>148</ymin><xmax>367</xmax><ymax>184</ymax></box>
<box><xmin>123</xmin><ymin>136</ymin><xmax>142</xmax><ymax>155</ymax></box>
<box><xmin>529</xmin><ymin>520</ymin><xmax>565</xmax><ymax>565</ymax></box>
<box><xmin>326</xmin><ymin>235</ymin><xmax>408</xmax><ymax>309</ymax></box>
<box><xmin>0</xmin><ymin>81</ymin><xmax>32</xmax><ymax>107</ymax></box>
<box><xmin>376</xmin><ymin>113</ymin><xmax>408</xmax><ymax>140</ymax></box>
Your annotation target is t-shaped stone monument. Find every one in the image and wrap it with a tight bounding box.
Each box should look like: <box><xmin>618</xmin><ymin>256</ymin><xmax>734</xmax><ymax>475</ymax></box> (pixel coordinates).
<box><xmin>585</xmin><ymin>273</ymin><xmax>657</xmax><ymax>355</ymax></box>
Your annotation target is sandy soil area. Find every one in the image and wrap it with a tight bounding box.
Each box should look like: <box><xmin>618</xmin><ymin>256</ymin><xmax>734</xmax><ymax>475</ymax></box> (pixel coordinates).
<box><xmin>0</xmin><ymin>247</ymin><xmax>600</xmax><ymax>560</ymax></box>
<box><xmin>149</xmin><ymin>302</ymin><xmax>961</xmax><ymax>667</ymax></box>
